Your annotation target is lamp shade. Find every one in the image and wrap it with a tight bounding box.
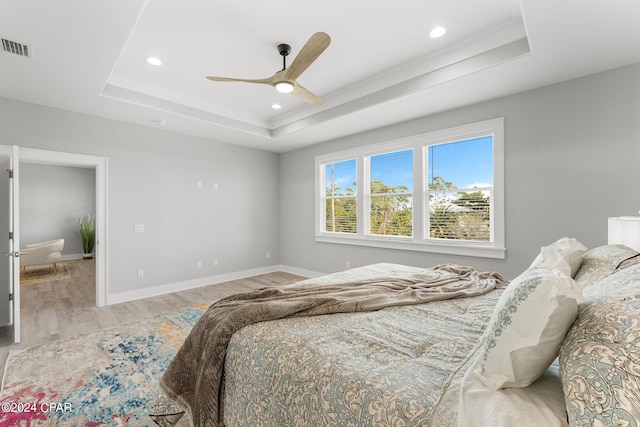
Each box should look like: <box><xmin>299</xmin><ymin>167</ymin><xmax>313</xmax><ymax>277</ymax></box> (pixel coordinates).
<box><xmin>608</xmin><ymin>216</ymin><xmax>640</xmax><ymax>251</ymax></box>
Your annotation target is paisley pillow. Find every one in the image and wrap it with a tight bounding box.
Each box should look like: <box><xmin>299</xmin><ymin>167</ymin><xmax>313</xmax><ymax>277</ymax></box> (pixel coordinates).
<box><xmin>573</xmin><ymin>244</ymin><xmax>639</xmax><ymax>289</ymax></box>
<box><xmin>476</xmin><ymin>247</ymin><xmax>582</xmax><ymax>390</ymax></box>
<box><xmin>559</xmin><ymin>267</ymin><xmax>640</xmax><ymax>426</ymax></box>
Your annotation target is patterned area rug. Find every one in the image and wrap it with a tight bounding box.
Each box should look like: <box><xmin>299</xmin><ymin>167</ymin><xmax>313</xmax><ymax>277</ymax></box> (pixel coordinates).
<box><xmin>20</xmin><ymin>263</ymin><xmax>71</xmax><ymax>285</ymax></box>
<box><xmin>0</xmin><ymin>303</ymin><xmax>210</xmax><ymax>426</ymax></box>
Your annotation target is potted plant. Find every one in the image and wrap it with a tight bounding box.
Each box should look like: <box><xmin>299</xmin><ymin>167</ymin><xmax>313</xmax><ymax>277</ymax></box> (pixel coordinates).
<box><xmin>78</xmin><ymin>213</ymin><xmax>96</xmax><ymax>259</ymax></box>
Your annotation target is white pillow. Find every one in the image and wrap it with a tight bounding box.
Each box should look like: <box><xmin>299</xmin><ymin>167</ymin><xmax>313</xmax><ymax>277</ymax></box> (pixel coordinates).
<box><xmin>458</xmin><ymin>357</ymin><xmax>569</xmax><ymax>427</ymax></box>
<box><xmin>476</xmin><ymin>247</ymin><xmax>582</xmax><ymax>390</ymax></box>
<box><xmin>529</xmin><ymin>237</ymin><xmax>587</xmax><ymax>277</ymax></box>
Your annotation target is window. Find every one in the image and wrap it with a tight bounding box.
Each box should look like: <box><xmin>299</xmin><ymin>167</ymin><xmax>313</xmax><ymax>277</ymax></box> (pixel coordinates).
<box><xmin>322</xmin><ymin>159</ymin><xmax>357</xmax><ymax>233</ymax></box>
<box><xmin>316</xmin><ymin>118</ymin><xmax>505</xmax><ymax>259</ymax></box>
<box><xmin>368</xmin><ymin>149</ymin><xmax>413</xmax><ymax>237</ymax></box>
<box><xmin>427</xmin><ymin>136</ymin><xmax>493</xmax><ymax>242</ymax></box>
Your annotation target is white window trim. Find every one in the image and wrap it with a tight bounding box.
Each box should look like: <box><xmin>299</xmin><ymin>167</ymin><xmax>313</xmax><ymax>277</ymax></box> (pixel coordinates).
<box><xmin>315</xmin><ymin>118</ymin><xmax>505</xmax><ymax>259</ymax></box>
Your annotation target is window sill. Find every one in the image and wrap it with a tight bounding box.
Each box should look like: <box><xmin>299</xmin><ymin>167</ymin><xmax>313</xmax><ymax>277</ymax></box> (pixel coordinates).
<box><xmin>315</xmin><ymin>234</ymin><xmax>506</xmax><ymax>259</ymax></box>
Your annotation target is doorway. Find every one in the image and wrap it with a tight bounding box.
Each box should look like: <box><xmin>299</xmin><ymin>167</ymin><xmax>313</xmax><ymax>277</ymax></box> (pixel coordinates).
<box><xmin>1</xmin><ymin>145</ymin><xmax>108</xmax><ymax>344</ymax></box>
<box><xmin>19</xmin><ymin>163</ymin><xmax>97</xmax><ymax>344</ymax></box>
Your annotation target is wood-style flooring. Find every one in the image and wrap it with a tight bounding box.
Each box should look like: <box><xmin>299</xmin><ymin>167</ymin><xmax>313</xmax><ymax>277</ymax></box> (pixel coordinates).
<box><xmin>0</xmin><ymin>259</ymin><xmax>306</xmax><ymax>376</ymax></box>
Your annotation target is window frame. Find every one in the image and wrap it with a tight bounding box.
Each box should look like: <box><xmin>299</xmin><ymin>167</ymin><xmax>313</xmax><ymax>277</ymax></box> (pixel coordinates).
<box><xmin>315</xmin><ymin>118</ymin><xmax>505</xmax><ymax>259</ymax></box>
<box><xmin>319</xmin><ymin>156</ymin><xmax>358</xmax><ymax>234</ymax></box>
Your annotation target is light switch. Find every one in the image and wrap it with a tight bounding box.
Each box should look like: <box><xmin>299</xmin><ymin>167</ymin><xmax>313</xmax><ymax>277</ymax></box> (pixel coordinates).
<box><xmin>135</xmin><ymin>224</ymin><xmax>145</xmax><ymax>233</ymax></box>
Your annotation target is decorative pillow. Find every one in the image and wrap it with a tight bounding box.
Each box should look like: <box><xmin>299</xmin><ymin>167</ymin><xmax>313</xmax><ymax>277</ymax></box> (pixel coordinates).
<box><xmin>529</xmin><ymin>237</ymin><xmax>588</xmax><ymax>277</ymax></box>
<box><xmin>618</xmin><ymin>254</ymin><xmax>640</xmax><ymax>271</ymax></box>
<box><xmin>581</xmin><ymin>261</ymin><xmax>640</xmax><ymax>301</ymax></box>
<box><xmin>459</xmin><ymin>358</ymin><xmax>569</xmax><ymax>427</ymax></box>
<box><xmin>573</xmin><ymin>244</ymin><xmax>640</xmax><ymax>289</ymax></box>
<box><xmin>559</xmin><ymin>269</ymin><xmax>640</xmax><ymax>427</ymax></box>
<box><xmin>476</xmin><ymin>247</ymin><xmax>582</xmax><ymax>390</ymax></box>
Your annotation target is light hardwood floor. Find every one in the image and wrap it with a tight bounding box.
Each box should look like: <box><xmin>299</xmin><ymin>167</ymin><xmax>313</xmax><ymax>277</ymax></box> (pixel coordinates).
<box><xmin>0</xmin><ymin>259</ymin><xmax>306</xmax><ymax>374</ymax></box>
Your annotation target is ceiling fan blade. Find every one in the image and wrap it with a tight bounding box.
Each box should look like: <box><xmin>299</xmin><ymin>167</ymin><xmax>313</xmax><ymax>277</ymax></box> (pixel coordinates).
<box><xmin>283</xmin><ymin>32</ymin><xmax>331</xmax><ymax>81</ymax></box>
<box><xmin>292</xmin><ymin>83</ymin><xmax>324</xmax><ymax>106</ymax></box>
<box><xmin>206</xmin><ymin>76</ymin><xmax>273</xmax><ymax>85</ymax></box>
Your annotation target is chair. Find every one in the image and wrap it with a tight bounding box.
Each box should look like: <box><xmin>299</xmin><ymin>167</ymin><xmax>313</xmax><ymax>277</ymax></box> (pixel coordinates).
<box><xmin>20</xmin><ymin>239</ymin><xmax>65</xmax><ymax>272</ymax></box>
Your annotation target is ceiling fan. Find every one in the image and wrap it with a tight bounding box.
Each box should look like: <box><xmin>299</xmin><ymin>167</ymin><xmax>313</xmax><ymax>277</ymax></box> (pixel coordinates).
<box><xmin>206</xmin><ymin>32</ymin><xmax>331</xmax><ymax>106</ymax></box>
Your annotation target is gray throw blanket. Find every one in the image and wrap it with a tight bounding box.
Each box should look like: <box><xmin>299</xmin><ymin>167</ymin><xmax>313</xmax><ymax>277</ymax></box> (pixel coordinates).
<box><xmin>159</xmin><ymin>264</ymin><xmax>508</xmax><ymax>427</ymax></box>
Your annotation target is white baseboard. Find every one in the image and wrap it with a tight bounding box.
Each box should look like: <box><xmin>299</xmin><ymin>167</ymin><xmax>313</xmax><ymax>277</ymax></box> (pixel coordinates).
<box><xmin>106</xmin><ymin>265</ymin><xmax>278</xmax><ymax>305</ymax></box>
<box><xmin>278</xmin><ymin>264</ymin><xmax>326</xmax><ymax>279</ymax></box>
<box><xmin>61</xmin><ymin>253</ymin><xmax>85</xmax><ymax>261</ymax></box>
<box><xmin>106</xmin><ymin>264</ymin><xmax>329</xmax><ymax>306</ymax></box>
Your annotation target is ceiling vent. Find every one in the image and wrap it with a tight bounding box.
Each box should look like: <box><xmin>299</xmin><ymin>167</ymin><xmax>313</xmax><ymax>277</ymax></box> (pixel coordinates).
<box><xmin>2</xmin><ymin>38</ymin><xmax>31</xmax><ymax>58</ymax></box>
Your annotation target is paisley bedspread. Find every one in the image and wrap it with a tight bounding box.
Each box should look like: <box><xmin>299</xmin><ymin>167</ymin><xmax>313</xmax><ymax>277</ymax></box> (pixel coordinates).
<box><xmin>223</xmin><ymin>263</ymin><xmax>502</xmax><ymax>427</ymax></box>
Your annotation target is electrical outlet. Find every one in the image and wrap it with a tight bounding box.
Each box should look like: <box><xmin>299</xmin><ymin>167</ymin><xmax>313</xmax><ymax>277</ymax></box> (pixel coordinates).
<box><xmin>266</xmin><ymin>252</ymin><xmax>270</xmax><ymax>259</ymax></box>
<box><xmin>213</xmin><ymin>259</ymin><xmax>219</xmax><ymax>266</ymax></box>
<box><xmin>197</xmin><ymin>261</ymin><xmax>202</xmax><ymax>269</ymax></box>
<box><xmin>345</xmin><ymin>261</ymin><xmax>351</xmax><ymax>269</ymax></box>
<box><xmin>213</xmin><ymin>182</ymin><xmax>219</xmax><ymax>190</ymax></box>
<box><xmin>196</xmin><ymin>180</ymin><xmax>202</xmax><ymax>189</ymax></box>
<box><xmin>137</xmin><ymin>269</ymin><xmax>144</xmax><ymax>278</ymax></box>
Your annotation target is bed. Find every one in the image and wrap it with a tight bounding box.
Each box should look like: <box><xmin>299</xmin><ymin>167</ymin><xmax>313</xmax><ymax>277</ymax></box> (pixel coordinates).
<box><xmin>157</xmin><ymin>239</ymin><xmax>640</xmax><ymax>427</ymax></box>
<box><xmin>224</xmin><ymin>263</ymin><xmax>502</xmax><ymax>427</ymax></box>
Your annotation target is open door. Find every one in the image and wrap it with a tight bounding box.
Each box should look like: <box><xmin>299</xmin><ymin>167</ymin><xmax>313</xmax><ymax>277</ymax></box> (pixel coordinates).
<box><xmin>0</xmin><ymin>145</ymin><xmax>20</xmax><ymax>343</ymax></box>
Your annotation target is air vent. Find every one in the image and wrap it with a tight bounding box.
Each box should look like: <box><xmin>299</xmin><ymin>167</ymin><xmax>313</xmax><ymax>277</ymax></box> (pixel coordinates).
<box><xmin>2</xmin><ymin>38</ymin><xmax>30</xmax><ymax>58</ymax></box>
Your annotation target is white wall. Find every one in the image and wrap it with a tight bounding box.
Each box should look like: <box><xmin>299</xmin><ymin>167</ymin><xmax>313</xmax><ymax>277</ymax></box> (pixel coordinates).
<box><xmin>20</xmin><ymin>163</ymin><xmax>95</xmax><ymax>256</ymax></box>
<box><xmin>279</xmin><ymin>62</ymin><xmax>640</xmax><ymax>279</ymax></box>
<box><xmin>0</xmin><ymin>99</ymin><xmax>281</xmax><ymax>298</ymax></box>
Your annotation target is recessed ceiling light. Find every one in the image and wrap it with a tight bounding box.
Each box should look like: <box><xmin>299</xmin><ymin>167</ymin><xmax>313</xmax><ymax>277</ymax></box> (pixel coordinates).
<box><xmin>272</xmin><ymin>104</ymin><xmax>282</xmax><ymax>110</ymax></box>
<box><xmin>430</xmin><ymin>26</ymin><xmax>446</xmax><ymax>38</ymax></box>
<box><xmin>147</xmin><ymin>56</ymin><xmax>162</xmax><ymax>66</ymax></box>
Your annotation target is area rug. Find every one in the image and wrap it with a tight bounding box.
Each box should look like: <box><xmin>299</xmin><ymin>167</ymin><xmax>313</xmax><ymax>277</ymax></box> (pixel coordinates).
<box><xmin>0</xmin><ymin>302</ymin><xmax>211</xmax><ymax>426</ymax></box>
<box><xmin>20</xmin><ymin>263</ymin><xmax>71</xmax><ymax>285</ymax></box>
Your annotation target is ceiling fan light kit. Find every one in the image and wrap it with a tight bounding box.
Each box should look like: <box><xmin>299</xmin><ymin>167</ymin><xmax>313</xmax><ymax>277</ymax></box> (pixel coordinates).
<box><xmin>206</xmin><ymin>32</ymin><xmax>331</xmax><ymax>106</ymax></box>
<box><xmin>275</xmin><ymin>81</ymin><xmax>295</xmax><ymax>93</ymax></box>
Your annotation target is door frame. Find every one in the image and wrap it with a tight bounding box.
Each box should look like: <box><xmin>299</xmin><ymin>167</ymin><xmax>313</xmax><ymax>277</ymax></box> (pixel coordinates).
<box><xmin>0</xmin><ymin>145</ymin><xmax>20</xmax><ymax>342</ymax></box>
<box><xmin>17</xmin><ymin>147</ymin><xmax>108</xmax><ymax>307</ymax></box>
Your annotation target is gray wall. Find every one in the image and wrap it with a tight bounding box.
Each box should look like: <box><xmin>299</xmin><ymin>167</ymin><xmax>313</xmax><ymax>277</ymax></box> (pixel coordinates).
<box><xmin>280</xmin><ymin>62</ymin><xmax>640</xmax><ymax>279</ymax></box>
<box><xmin>0</xmin><ymin>99</ymin><xmax>281</xmax><ymax>296</ymax></box>
<box><xmin>20</xmin><ymin>163</ymin><xmax>96</xmax><ymax>256</ymax></box>
<box><xmin>2</xmin><ymin>60</ymin><xmax>638</xmax><ymax>298</ymax></box>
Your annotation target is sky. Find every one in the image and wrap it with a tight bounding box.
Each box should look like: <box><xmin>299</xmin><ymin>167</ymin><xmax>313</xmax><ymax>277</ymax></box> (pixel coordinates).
<box><xmin>325</xmin><ymin>136</ymin><xmax>493</xmax><ymax>194</ymax></box>
<box><xmin>428</xmin><ymin>136</ymin><xmax>493</xmax><ymax>189</ymax></box>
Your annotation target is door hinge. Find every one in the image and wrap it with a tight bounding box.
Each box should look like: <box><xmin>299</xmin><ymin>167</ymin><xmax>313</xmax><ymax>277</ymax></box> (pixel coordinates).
<box><xmin>7</xmin><ymin>169</ymin><xmax>13</xmax><ymax>178</ymax></box>
<box><xmin>9</xmin><ymin>231</ymin><xmax>13</xmax><ymax>240</ymax></box>
<box><xmin>9</xmin><ymin>293</ymin><xmax>13</xmax><ymax>301</ymax></box>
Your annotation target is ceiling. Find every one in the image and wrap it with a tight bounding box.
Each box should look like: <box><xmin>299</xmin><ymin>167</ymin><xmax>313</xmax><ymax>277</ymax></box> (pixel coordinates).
<box><xmin>1</xmin><ymin>1</ymin><xmax>639</xmax><ymax>153</ymax></box>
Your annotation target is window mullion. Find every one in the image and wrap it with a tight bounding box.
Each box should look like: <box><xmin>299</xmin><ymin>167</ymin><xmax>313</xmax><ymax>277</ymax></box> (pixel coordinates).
<box><xmin>423</xmin><ymin>144</ymin><xmax>431</xmax><ymax>240</ymax></box>
<box><xmin>359</xmin><ymin>153</ymin><xmax>368</xmax><ymax>237</ymax></box>
<box><xmin>413</xmin><ymin>143</ymin><xmax>424</xmax><ymax>241</ymax></box>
